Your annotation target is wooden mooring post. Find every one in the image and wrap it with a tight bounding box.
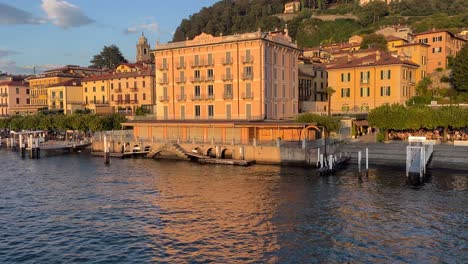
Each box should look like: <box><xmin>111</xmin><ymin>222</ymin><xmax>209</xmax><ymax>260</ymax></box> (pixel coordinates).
<box><xmin>104</xmin><ymin>135</ymin><xmax>110</xmax><ymax>165</ymax></box>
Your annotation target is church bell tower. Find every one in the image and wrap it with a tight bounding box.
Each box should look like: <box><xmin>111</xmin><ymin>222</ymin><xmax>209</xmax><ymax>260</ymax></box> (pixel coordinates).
<box><xmin>136</xmin><ymin>33</ymin><xmax>151</xmax><ymax>63</ymax></box>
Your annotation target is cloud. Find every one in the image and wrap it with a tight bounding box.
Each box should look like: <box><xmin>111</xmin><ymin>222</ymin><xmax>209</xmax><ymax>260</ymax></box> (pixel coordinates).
<box><xmin>41</xmin><ymin>0</ymin><xmax>94</xmax><ymax>28</ymax></box>
<box><xmin>0</xmin><ymin>3</ymin><xmax>45</xmax><ymax>25</ymax></box>
<box><xmin>124</xmin><ymin>19</ymin><xmax>161</xmax><ymax>35</ymax></box>
<box><xmin>0</xmin><ymin>49</ymin><xmax>62</xmax><ymax>74</ymax></box>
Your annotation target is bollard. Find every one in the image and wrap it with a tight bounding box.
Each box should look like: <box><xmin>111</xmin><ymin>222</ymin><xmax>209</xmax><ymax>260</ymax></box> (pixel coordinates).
<box><xmin>366</xmin><ymin>148</ymin><xmax>369</xmax><ymax>170</ymax></box>
<box><xmin>276</xmin><ymin>138</ymin><xmax>281</xmax><ymax>148</ymax></box>
<box><xmin>35</xmin><ymin>138</ymin><xmax>40</xmax><ymax>159</ymax></box>
<box><xmin>358</xmin><ymin>151</ymin><xmax>362</xmax><ymax>172</ymax></box>
<box><xmin>302</xmin><ymin>138</ymin><xmax>306</xmax><ymax>149</ymax></box>
<box><xmin>104</xmin><ymin>135</ymin><xmax>110</xmax><ymax>165</ymax></box>
<box><xmin>320</xmin><ymin>154</ymin><xmax>324</xmax><ymax>168</ymax></box>
<box><xmin>253</xmin><ymin>138</ymin><xmax>257</xmax><ymax>147</ymax></box>
<box><xmin>329</xmin><ymin>155</ymin><xmax>333</xmax><ymax>170</ymax></box>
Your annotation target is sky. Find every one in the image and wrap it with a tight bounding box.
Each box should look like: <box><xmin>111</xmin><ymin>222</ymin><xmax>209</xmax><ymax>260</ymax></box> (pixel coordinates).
<box><xmin>0</xmin><ymin>0</ymin><xmax>219</xmax><ymax>74</ymax></box>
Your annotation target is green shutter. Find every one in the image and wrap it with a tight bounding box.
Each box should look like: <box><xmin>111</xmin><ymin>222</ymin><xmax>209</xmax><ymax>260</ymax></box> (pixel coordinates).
<box><xmin>380</xmin><ymin>70</ymin><xmax>383</xmax><ymax>80</ymax></box>
<box><xmin>388</xmin><ymin>70</ymin><xmax>391</xmax><ymax>79</ymax></box>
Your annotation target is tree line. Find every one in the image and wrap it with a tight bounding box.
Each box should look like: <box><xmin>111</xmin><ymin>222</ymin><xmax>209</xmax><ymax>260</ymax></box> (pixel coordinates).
<box><xmin>0</xmin><ymin>113</ymin><xmax>127</xmax><ymax>133</ymax></box>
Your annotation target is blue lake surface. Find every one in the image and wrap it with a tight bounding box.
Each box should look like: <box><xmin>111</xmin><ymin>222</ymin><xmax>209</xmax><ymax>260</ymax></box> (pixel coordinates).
<box><xmin>0</xmin><ymin>149</ymin><xmax>466</xmax><ymax>263</ymax></box>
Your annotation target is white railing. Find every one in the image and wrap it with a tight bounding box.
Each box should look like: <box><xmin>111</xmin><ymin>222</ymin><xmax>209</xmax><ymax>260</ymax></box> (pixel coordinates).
<box><xmin>406</xmin><ymin>142</ymin><xmax>434</xmax><ymax>178</ymax></box>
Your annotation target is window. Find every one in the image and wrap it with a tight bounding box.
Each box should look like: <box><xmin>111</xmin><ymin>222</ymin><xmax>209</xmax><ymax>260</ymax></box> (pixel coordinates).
<box><xmin>432</xmin><ymin>47</ymin><xmax>442</xmax><ymax>53</ymax></box>
<box><xmin>101</xmin><ymin>86</ymin><xmax>105</xmax><ymax>92</ymax></box>
<box><xmin>282</xmin><ymin>84</ymin><xmax>286</xmax><ymax>98</ymax></box>
<box><xmin>421</xmin><ymin>56</ymin><xmax>427</xmax><ymax>65</ymax></box>
<box><xmin>282</xmin><ymin>69</ymin><xmax>285</xmax><ymax>80</ymax></box>
<box><xmin>274</xmin><ymin>69</ymin><xmax>277</xmax><ymax>80</ymax></box>
<box><xmin>282</xmin><ymin>54</ymin><xmax>285</xmax><ymax>66</ymax></box>
<box><xmin>403</xmin><ymin>70</ymin><xmax>408</xmax><ymax>80</ymax></box>
<box><xmin>16</xmin><ymin>98</ymin><xmax>19</xmax><ymax>104</ymax></box>
<box><xmin>341</xmin><ymin>88</ymin><xmax>350</xmax><ymax>98</ymax></box>
<box><xmin>274</xmin><ymin>84</ymin><xmax>278</xmax><ymax>98</ymax></box>
<box><xmin>26</xmin><ymin>89</ymin><xmax>30</xmax><ymax>94</ymax></box>
<box><xmin>126</xmin><ymin>82</ymin><xmax>129</xmax><ymax>88</ymax></box>
<box><xmin>224</xmin><ymin>84</ymin><xmax>232</xmax><ymax>98</ymax></box>
<box><xmin>111</xmin><ymin>83</ymin><xmax>114</xmax><ymax>90</ymax></box>
<box><xmin>245</xmin><ymin>50</ymin><xmax>251</xmax><ymax>62</ymax></box>
<box><xmin>194</xmin><ymin>70</ymin><xmax>200</xmax><ymax>80</ymax></box>
<box><xmin>274</xmin><ymin>52</ymin><xmax>277</xmax><ymax>64</ymax></box>
<box><xmin>84</xmin><ymin>87</ymin><xmax>88</xmax><ymax>93</ymax></box>
<box><xmin>194</xmin><ymin>55</ymin><xmax>200</xmax><ymax>66</ymax></box>
<box><xmin>433</xmin><ymin>36</ymin><xmax>442</xmax><ymax>42</ymax></box>
<box><xmin>93</xmin><ymin>86</ymin><xmax>96</xmax><ymax>92</ymax></box>
<box><xmin>361</xmin><ymin>71</ymin><xmax>370</xmax><ymax>83</ymax></box>
<box><xmin>208</xmin><ymin>85</ymin><xmax>214</xmax><ymax>96</ymax></box>
<box><xmin>381</xmin><ymin>86</ymin><xmax>391</xmax><ymax>96</ymax></box>
<box><xmin>208</xmin><ymin>105</ymin><xmax>214</xmax><ymax>117</ymax></box>
<box><xmin>380</xmin><ymin>70</ymin><xmax>391</xmax><ymax>80</ymax></box>
<box><xmin>162</xmin><ymin>58</ymin><xmax>167</xmax><ymax>68</ymax></box>
<box><xmin>102</xmin><ymin>95</ymin><xmax>105</xmax><ymax>103</ymax></box>
<box><xmin>207</xmin><ymin>69</ymin><xmax>214</xmax><ymax>79</ymax></box>
<box><xmin>341</xmin><ymin>73</ymin><xmax>351</xmax><ymax>82</ymax></box>
<box><xmin>245</xmin><ymin>83</ymin><xmax>251</xmax><ymax>97</ymax></box>
<box><xmin>16</xmin><ymin>88</ymin><xmax>19</xmax><ymax>94</ymax></box>
<box><xmin>194</xmin><ymin>105</ymin><xmax>201</xmax><ymax>118</ymax></box>
<box><xmin>403</xmin><ymin>86</ymin><xmax>408</xmax><ymax>97</ymax></box>
<box><xmin>143</xmin><ymin>93</ymin><xmax>146</xmax><ymax>100</ymax></box>
<box><xmin>207</xmin><ymin>53</ymin><xmax>213</xmax><ymax>65</ymax></box>
<box><xmin>360</xmin><ymin>87</ymin><xmax>370</xmax><ymax>97</ymax></box>
<box><xmin>179</xmin><ymin>56</ymin><xmax>185</xmax><ymax>67</ymax></box>
<box><xmin>194</xmin><ymin>85</ymin><xmax>201</xmax><ymax>97</ymax></box>
<box><xmin>419</xmin><ymin>38</ymin><xmax>428</xmax><ymax>44</ymax></box>
<box><xmin>244</xmin><ymin>66</ymin><xmax>253</xmax><ymax>78</ymax></box>
<box><xmin>181</xmin><ymin>105</ymin><xmax>185</xmax><ymax>120</ymax></box>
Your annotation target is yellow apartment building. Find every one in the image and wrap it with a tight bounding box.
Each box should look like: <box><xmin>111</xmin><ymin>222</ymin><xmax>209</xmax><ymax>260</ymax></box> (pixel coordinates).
<box><xmin>82</xmin><ymin>62</ymin><xmax>155</xmax><ymax>114</ymax></box>
<box><xmin>327</xmin><ymin>51</ymin><xmax>419</xmax><ymax>114</ymax></box>
<box><xmin>413</xmin><ymin>30</ymin><xmax>466</xmax><ymax>73</ymax></box>
<box><xmin>394</xmin><ymin>43</ymin><xmax>429</xmax><ymax>84</ymax></box>
<box><xmin>0</xmin><ymin>80</ymin><xmax>30</xmax><ymax>116</ymax></box>
<box><xmin>298</xmin><ymin>58</ymin><xmax>328</xmax><ymax>113</ymax></box>
<box><xmin>153</xmin><ymin>29</ymin><xmax>301</xmax><ymax>121</ymax></box>
<box><xmin>386</xmin><ymin>35</ymin><xmax>408</xmax><ymax>51</ymax></box>
<box><xmin>28</xmin><ymin>65</ymin><xmax>106</xmax><ymax>110</ymax></box>
<box><xmin>46</xmin><ymin>79</ymin><xmax>84</xmax><ymax>114</ymax></box>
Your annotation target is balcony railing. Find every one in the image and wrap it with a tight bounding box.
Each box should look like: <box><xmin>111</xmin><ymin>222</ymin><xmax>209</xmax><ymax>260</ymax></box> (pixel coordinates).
<box><xmin>202</xmin><ymin>94</ymin><xmax>215</xmax><ymax>100</ymax></box>
<box><xmin>0</xmin><ymin>103</ymin><xmax>8</xmax><ymax>107</ymax></box>
<box><xmin>114</xmin><ymin>100</ymin><xmax>139</xmax><ymax>105</ymax></box>
<box><xmin>205</xmin><ymin>60</ymin><xmax>214</xmax><ymax>66</ymax></box>
<box><xmin>191</xmin><ymin>94</ymin><xmax>203</xmax><ymax>101</ymax></box>
<box><xmin>242</xmin><ymin>73</ymin><xmax>253</xmax><ymax>80</ymax></box>
<box><xmin>190</xmin><ymin>60</ymin><xmax>204</xmax><ymax>68</ymax></box>
<box><xmin>158</xmin><ymin>78</ymin><xmax>169</xmax><ymax>84</ymax></box>
<box><xmin>360</xmin><ymin>79</ymin><xmax>369</xmax><ymax>84</ymax></box>
<box><xmin>0</xmin><ymin>93</ymin><xmax>8</xmax><ymax>97</ymax></box>
<box><xmin>177</xmin><ymin>95</ymin><xmax>187</xmax><ymax>101</ymax></box>
<box><xmin>205</xmin><ymin>75</ymin><xmax>215</xmax><ymax>82</ymax></box>
<box><xmin>223</xmin><ymin>93</ymin><xmax>233</xmax><ymax>99</ymax></box>
<box><xmin>242</xmin><ymin>56</ymin><xmax>254</xmax><ymax>64</ymax></box>
<box><xmin>191</xmin><ymin>76</ymin><xmax>205</xmax><ymax>82</ymax></box>
<box><xmin>175</xmin><ymin>77</ymin><xmax>186</xmax><ymax>83</ymax></box>
<box><xmin>114</xmin><ymin>88</ymin><xmax>122</xmax><ymax>93</ymax></box>
<box><xmin>222</xmin><ymin>74</ymin><xmax>233</xmax><ymax>81</ymax></box>
<box><xmin>158</xmin><ymin>96</ymin><xmax>170</xmax><ymax>102</ymax></box>
<box><xmin>242</xmin><ymin>92</ymin><xmax>254</xmax><ymax>99</ymax></box>
<box><xmin>176</xmin><ymin>62</ymin><xmax>186</xmax><ymax>69</ymax></box>
<box><xmin>221</xmin><ymin>57</ymin><xmax>233</xmax><ymax>65</ymax></box>
<box><xmin>130</xmin><ymin>87</ymin><xmax>138</xmax><ymax>92</ymax></box>
<box><xmin>158</xmin><ymin>63</ymin><xmax>169</xmax><ymax>70</ymax></box>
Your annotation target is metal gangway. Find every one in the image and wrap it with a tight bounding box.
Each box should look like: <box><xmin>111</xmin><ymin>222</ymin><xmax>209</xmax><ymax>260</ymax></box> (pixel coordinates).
<box><xmin>406</xmin><ymin>136</ymin><xmax>434</xmax><ymax>180</ymax></box>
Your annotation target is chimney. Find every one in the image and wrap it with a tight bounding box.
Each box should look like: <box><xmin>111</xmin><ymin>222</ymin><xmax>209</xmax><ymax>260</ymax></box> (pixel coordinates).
<box><xmin>376</xmin><ymin>50</ymin><xmax>381</xmax><ymax>61</ymax></box>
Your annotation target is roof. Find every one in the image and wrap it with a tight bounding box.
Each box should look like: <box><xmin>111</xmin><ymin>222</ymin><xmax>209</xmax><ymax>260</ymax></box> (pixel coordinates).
<box><xmin>123</xmin><ymin>119</ymin><xmax>318</xmax><ymax>128</ymax></box>
<box><xmin>326</xmin><ymin>51</ymin><xmax>419</xmax><ymax>70</ymax></box>
<box><xmin>0</xmin><ymin>80</ymin><xmax>29</xmax><ymax>87</ymax></box>
<box><xmin>46</xmin><ymin>78</ymin><xmax>82</xmax><ymax>88</ymax></box>
<box><xmin>43</xmin><ymin>65</ymin><xmax>106</xmax><ymax>73</ymax></box>
<box><xmin>82</xmin><ymin>66</ymin><xmax>154</xmax><ymax>82</ymax></box>
<box><xmin>395</xmin><ymin>43</ymin><xmax>430</xmax><ymax>48</ymax></box>
<box><xmin>413</xmin><ymin>29</ymin><xmax>467</xmax><ymax>41</ymax></box>
<box><xmin>385</xmin><ymin>35</ymin><xmax>408</xmax><ymax>42</ymax></box>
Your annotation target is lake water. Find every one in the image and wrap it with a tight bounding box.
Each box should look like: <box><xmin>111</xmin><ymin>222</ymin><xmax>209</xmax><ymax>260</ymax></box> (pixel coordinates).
<box><xmin>0</xmin><ymin>149</ymin><xmax>466</xmax><ymax>263</ymax></box>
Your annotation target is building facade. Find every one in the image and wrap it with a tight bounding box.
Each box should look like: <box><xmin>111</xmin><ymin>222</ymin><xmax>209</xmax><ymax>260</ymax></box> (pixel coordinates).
<box><xmin>413</xmin><ymin>30</ymin><xmax>466</xmax><ymax>73</ymax></box>
<box><xmin>82</xmin><ymin>62</ymin><xmax>155</xmax><ymax>114</ymax></box>
<box><xmin>0</xmin><ymin>80</ymin><xmax>30</xmax><ymax>116</ymax></box>
<box><xmin>28</xmin><ymin>65</ymin><xmax>105</xmax><ymax>110</ymax></box>
<box><xmin>153</xmin><ymin>29</ymin><xmax>301</xmax><ymax>121</ymax></box>
<box><xmin>46</xmin><ymin>79</ymin><xmax>84</xmax><ymax>114</ymax></box>
<box><xmin>298</xmin><ymin>58</ymin><xmax>328</xmax><ymax>114</ymax></box>
<box><xmin>394</xmin><ymin>43</ymin><xmax>429</xmax><ymax>83</ymax></box>
<box><xmin>327</xmin><ymin>51</ymin><xmax>419</xmax><ymax>114</ymax></box>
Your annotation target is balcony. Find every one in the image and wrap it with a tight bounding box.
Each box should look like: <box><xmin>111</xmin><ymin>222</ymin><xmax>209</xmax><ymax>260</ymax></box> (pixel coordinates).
<box><xmin>190</xmin><ymin>94</ymin><xmax>202</xmax><ymax>101</ymax></box>
<box><xmin>175</xmin><ymin>77</ymin><xmax>186</xmax><ymax>83</ymax></box>
<box><xmin>176</xmin><ymin>62</ymin><xmax>186</xmax><ymax>69</ymax></box>
<box><xmin>204</xmin><ymin>60</ymin><xmax>214</xmax><ymax>67</ymax></box>
<box><xmin>177</xmin><ymin>95</ymin><xmax>187</xmax><ymax>101</ymax></box>
<box><xmin>360</xmin><ymin>79</ymin><xmax>369</xmax><ymax>84</ymax></box>
<box><xmin>242</xmin><ymin>73</ymin><xmax>253</xmax><ymax>80</ymax></box>
<box><xmin>242</xmin><ymin>92</ymin><xmax>254</xmax><ymax>99</ymax></box>
<box><xmin>205</xmin><ymin>75</ymin><xmax>215</xmax><ymax>82</ymax></box>
<box><xmin>191</xmin><ymin>76</ymin><xmax>205</xmax><ymax>83</ymax></box>
<box><xmin>0</xmin><ymin>93</ymin><xmax>8</xmax><ymax>97</ymax></box>
<box><xmin>202</xmin><ymin>94</ymin><xmax>215</xmax><ymax>100</ymax></box>
<box><xmin>221</xmin><ymin>57</ymin><xmax>233</xmax><ymax>65</ymax></box>
<box><xmin>130</xmin><ymin>87</ymin><xmax>138</xmax><ymax>92</ymax></box>
<box><xmin>158</xmin><ymin>78</ymin><xmax>169</xmax><ymax>85</ymax></box>
<box><xmin>223</xmin><ymin>93</ymin><xmax>233</xmax><ymax>99</ymax></box>
<box><xmin>190</xmin><ymin>60</ymin><xmax>204</xmax><ymax>68</ymax></box>
<box><xmin>158</xmin><ymin>63</ymin><xmax>169</xmax><ymax>70</ymax></box>
<box><xmin>242</xmin><ymin>56</ymin><xmax>254</xmax><ymax>64</ymax></box>
<box><xmin>158</xmin><ymin>96</ymin><xmax>170</xmax><ymax>102</ymax></box>
<box><xmin>222</xmin><ymin>74</ymin><xmax>233</xmax><ymax>81</ymax></box>
<box><xmin>0</xmin><ymin>103</ymin><xmax>8</xmax><ymax>107</ymax></box>
<box><xmin>114</xmin><ymin>100</ymin><xmax>124</xmax><ymax>105</ymax></box>
<box><xmin>114</xmin><ymin>88</ymin><xmax>123</xmax><ymax>93</ymax></box>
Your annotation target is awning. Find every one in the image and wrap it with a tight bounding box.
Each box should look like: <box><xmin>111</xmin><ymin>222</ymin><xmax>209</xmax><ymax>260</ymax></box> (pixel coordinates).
<box><xmin>352</xmin><ymin>120</ymin><xmax>369</xmax><ymax>127</ymax></box>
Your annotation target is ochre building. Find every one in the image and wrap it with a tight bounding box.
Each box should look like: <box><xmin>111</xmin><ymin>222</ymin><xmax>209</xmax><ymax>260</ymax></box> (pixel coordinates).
<box><xmin>153</xmin><ymin>29</ymin><xmax>301</xmax><ymax>121</ymax></box>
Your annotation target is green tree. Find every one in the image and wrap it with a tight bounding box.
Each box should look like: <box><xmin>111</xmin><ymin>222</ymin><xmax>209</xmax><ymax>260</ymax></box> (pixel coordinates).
<box><xmin>357</xmin><ymin>0</ymin><xmax>389</xmax><ymax>26</ymax></box>
<box><xmin>295</xmin><ymin>113</ymin><xmax>340</xmax><ymax>135</ymax></box>
<box><xmin>360</xmin><ymin>33</ymin><xmax>388</xmax><ymax>50</ymax></box>
<box><xmin>368</xmin><ymin>104</ymin><xmax>407</xmax><ymax>140</ymax></box>
<box><xmin>90</xmin><ymin>45</ymin><xmax>128</xmax><ymax>69</ymax></box>
<box><xmin>451</xmin><ymin>43</ymin><xmax>468</xmax><ymax>92</ymax></box>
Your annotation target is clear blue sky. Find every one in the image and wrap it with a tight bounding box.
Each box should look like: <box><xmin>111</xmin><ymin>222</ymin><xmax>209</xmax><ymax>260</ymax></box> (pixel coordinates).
<box><xmin>0</xmin><ymin>0</ymin><xmax>219</xmax><ymax>74</ymax></box>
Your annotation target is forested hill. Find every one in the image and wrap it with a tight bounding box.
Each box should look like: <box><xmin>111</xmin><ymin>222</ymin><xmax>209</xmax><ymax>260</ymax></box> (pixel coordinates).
<box><xmin>172</xmin><ymin>0</ymin><xmax>468</xmax><ymax>48</ymax></box>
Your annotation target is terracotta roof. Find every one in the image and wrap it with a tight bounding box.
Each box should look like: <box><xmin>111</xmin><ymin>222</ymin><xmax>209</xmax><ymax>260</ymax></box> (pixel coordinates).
<box><xmin>0</xmin><ymin>80</ymin><xmax>29</xmax><ymax>87</ymax></box>
<box><xmin>298</xmin><ymin>68</ymin><xmax>314</xmax><ymax>78</ymax></box>
<box><xmin>44</xmin><ymin>65</ymin><xmax>106</xmax><ymax>73</ymax></box>
<box><xmin>395</xmin><ymin>42</ymin><xmax>430</xmax><ymax>48</ymax></box>
<box><xmin>82</xmin><ymin>67</ymin><xmax>154</xmax><ymax>82</ymax></box>
<box><xmin>385</xmin><ymin>35</ymin><xmax>408</xmax><ymax>42</ymax></box>
<box><xmin>46</xmin><ymin>78</ymin><xmax>82</xmax><ymax>88</ymax></box>
<box><xmin>326</xmin><ymin>52</ymin><xmax>419</xmax><ymax>70</ymax></box>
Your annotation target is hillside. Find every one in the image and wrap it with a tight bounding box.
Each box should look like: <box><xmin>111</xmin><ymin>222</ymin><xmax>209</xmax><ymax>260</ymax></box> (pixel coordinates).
<box><xmin>172</xmin><ymin>0</ymin><xmax>468</xmax><ymax>48</ymax></box>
